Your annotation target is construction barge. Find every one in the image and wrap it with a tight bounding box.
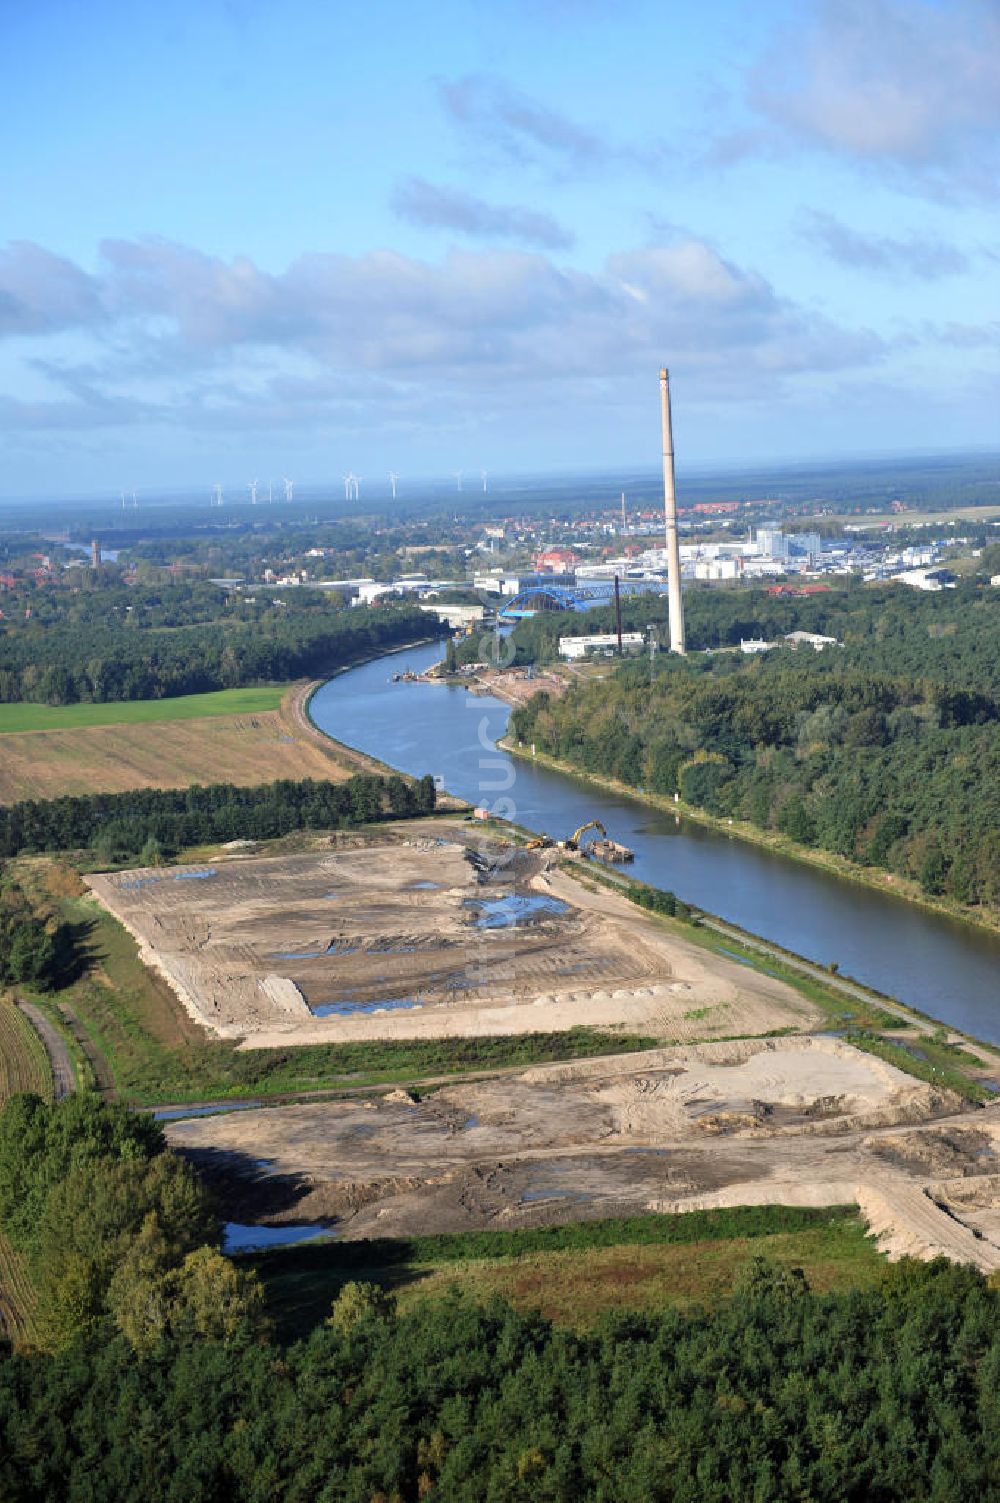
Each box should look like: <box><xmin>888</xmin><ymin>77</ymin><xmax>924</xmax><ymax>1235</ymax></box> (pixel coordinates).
<box><xmin>587</xmin><ymin>837</ymin><xmax>634</xmax><ymax>864</ymax></box>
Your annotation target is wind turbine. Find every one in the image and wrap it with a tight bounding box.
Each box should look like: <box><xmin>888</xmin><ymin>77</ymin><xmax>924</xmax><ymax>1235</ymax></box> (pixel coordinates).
<box><xmin>389</xmin><ymin>471</ymin><xmax>398</xmax><ymax>501</ymax></box>
<box><xmin>212</xmin><ymin>483</ymin><xmax>224</xmax><ymax>507</ymax></box>
<box><xmin>283</xmin><ymin>477</ymin><xmax>294</xmax><ymax>502</ymax></box>
<box><xmin>454</xmin><ymin>471</ymin><xmax>463</xmax><ymax>492</ymax></box>
<box><xmin>351</xmin><ymin>474</ymin><xmax>360</xmax><ymax>501</ymax></box>
<box><xmin>267</xmin><ymin>479</ymin><xmax>273</xmax><ymax>504</ymax></box>
<box><xmin>120</xmin><ymin>491</ymin><xmax>127</xmax><ymax>511</ymax></box>
<box><xmin>248</xmin><ymin>479</ymin><xmax>258</xmax><ymax>505</ymax></box>
<box><xmin>481</xmin><ymin>469</ymin><xmax>488</xmax><ymax>493</ymax></box>
<box><xmin>131</xmin><ymin>490</ymin><xmax>138</xmax><ymax>510</ymax></box>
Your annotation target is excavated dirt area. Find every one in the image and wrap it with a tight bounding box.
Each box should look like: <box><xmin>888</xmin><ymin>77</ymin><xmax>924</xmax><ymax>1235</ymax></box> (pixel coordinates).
<box><xmin>167</xmin><ymin>1037</ymin><xmax>1000</xmax><ymax>1271</ymax></box>
<box><xmin>86</xmin><ymin>824</ymin><xmax>817</xmax><ymax>1045</ymax></box>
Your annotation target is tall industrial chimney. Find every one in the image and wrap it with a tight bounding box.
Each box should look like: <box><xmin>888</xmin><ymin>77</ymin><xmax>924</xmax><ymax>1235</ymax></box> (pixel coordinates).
<box><xmin>659</xmin><ymin>367</ymin><xmax>686</xmax><ymax>654</ymax></box>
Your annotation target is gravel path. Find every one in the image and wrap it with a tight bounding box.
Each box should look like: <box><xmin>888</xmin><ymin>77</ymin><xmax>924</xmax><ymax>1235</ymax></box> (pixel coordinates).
<box><xmin>16</xmin><ymin>1000</ymin><xmax>75</xmax><ymax>1099</ymax></box>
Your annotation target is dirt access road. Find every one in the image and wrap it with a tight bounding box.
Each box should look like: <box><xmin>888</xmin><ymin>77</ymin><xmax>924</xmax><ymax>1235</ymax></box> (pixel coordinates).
<box><xmin>16</xmin><ymin>1000</ymin><xmax>75</xmax><ymax>1099</ymax></box>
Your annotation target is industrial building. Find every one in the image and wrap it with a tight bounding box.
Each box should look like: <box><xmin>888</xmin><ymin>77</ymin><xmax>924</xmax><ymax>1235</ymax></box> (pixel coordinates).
<box><xmin>559</xmin><ymin>632</ymin><xmax>646</xmax><ymax>661</ymax></box>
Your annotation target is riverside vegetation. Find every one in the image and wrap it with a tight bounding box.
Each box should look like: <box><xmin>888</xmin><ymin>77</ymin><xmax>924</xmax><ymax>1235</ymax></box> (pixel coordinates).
<box><xmin>509</xmin><ymin>579</ymin><xmax>1000</xmax><ymax>915</ymax></box>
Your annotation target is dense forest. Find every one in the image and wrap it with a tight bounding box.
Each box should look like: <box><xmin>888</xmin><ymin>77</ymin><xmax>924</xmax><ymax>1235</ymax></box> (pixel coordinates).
<box><xmin>510</xmin><ymin>584</ymin><xmax>1000</xmax><ymax>911</ymax></box>
<box><xmin>0</xmin><ymin>599</ymin><xmax>432</xmax><ymax>705</ymax></box>
<box><xmin>1</xmin><ymin>1093</ymin><xmax>998</xmax><ymax>1501</ymax></box>
<box><xmin>0</xmin><ymin>773</ymin><xmax>437</xmax><ymax>862</ymax></box>
<box><xmin>504</xmin><ymin>580</ymin><xmax>1000</xmax><ymax>695</ymax></box>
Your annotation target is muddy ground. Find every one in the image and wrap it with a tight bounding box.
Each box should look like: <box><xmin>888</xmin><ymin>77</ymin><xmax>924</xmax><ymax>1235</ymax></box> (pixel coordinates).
<box><xmin>86</xmin><ymin>823</ymin><xmax>818</xmax><ymax>1045</ymax></box>
<box><xmin>168</xmin><ymin>1037</ymin><xmax>1000</xmax><ymax>1272</ymax></box>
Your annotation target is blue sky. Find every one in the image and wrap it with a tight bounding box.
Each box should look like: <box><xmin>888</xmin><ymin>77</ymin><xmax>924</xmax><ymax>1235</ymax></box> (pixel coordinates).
<box><xmin>2</xmin><ymin>0</ymin><xmax>999</xmax><ymax>498</ymax></box>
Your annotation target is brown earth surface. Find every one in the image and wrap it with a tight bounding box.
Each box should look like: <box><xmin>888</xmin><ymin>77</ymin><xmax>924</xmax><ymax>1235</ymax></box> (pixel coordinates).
<box><xmin>168</xmin><ymin>1036</ymin><xmax>1000</xmax><ymax>1271</ymax></box>
<box><xmin>85</xmin><ymin>824</ymin><xmax>1000</xmax><ymax>1272</ymax></box>
<box><xmin>0</xmin><ymin>693</ymin><xmax>350</xmax><ymax>802</ymax></box>
<box><xmin>86</xmin><ymin>826</ymin><xmax>819</xmax><ymax>1044</ymax></box>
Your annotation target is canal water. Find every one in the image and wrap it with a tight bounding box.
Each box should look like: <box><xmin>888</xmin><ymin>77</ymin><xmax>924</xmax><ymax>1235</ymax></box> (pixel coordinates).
<box><xmin>310</xmin><ymin>641</ymin><xmax>1000</xmax><ymax>1041</ymax></box>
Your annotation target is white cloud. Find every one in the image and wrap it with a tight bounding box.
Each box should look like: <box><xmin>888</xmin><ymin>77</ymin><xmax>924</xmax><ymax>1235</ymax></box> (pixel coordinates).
<box><xmin>0</xmin><ymin>243</ymin><xmax>103</xmax><ymax>336</ymax></box>
<box><xmin>746</xmin><ymin>0</ymin><xmax>1000</xmax><ymax>198</ymax></box>
<box><xmin>799</xmin><ymin>211</ymin><xmax>971</xmax><ymax>278</ymax></box>
<box><xmin>0</xmin><ymin>234</ymin><xmax>884</xmax><ymax>439</ymax></box>
<box><xmin>391</xmin><ymin>177</ymin><xmax>574</xmax><ymax>250</ymax></box>
<box><xmin>438</xmin><ymin>72</ymin><xmax>670</xmax><ymax>179</ymax></box>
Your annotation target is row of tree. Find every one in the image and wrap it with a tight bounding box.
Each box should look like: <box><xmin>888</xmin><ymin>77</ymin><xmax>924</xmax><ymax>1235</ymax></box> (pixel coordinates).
<box><xmin>0</xmin><ymin>774</ymin><xmax>437</xmax><ymax>861</ymax></box>
<box><xmin>511</xmin><ymin>656</ymin><xmax>1000</xmax><ymax>909</ymax></box>
<box><xmin>0</xmin><ymin>602</ymin><xmax>432</xmax><ymax>704</ymax></box>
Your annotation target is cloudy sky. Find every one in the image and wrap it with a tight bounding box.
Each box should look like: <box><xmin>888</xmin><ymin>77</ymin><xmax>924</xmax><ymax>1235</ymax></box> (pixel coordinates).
<box><xmin>2</xmin><ymin>0</ymin><xmax>999</xmax><ymax>497</ymax></box>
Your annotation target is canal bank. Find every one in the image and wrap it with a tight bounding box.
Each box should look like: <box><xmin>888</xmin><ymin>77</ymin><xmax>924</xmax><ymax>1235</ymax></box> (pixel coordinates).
<box><xmin>308</xmin><ymin>640</ymin><xmax>1000</xmax><ymax>1043</ymax></box>
<box><xmin>500</xmin><ymin>732</ymin><xmax>1000</xmax><ymax>941</ymax></box>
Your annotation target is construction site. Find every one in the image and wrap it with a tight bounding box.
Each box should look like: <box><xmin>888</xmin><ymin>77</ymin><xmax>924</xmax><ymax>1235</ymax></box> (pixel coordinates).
<box><xmin>86</xmin><ymin>820</ymin><xmax>810</xmax><ymax>1047</ymax></box>
<box><xmin>169</xmin><ymin>1037</ymin><xmax>1000</xmax><ymax>1271</ymax></box>
<box><xmin>82</xmin><ymin>817</ymin><xmax>1000</xmax><ymax>1272</ymax></box>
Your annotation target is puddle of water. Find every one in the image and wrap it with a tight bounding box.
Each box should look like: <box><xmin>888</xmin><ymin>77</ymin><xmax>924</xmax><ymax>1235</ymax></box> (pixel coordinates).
<box><xmin>223</xmin><ymin>1222</ymin><xmax>332</xmax><ymax>1254</ymax></box>
<box><xmin>982</xmin><ymin>1080</ymin><xmax>1000</xmax><ymax>1094</ymax></box>
<box><xmin>893</xmin><ymin>1040</ymin><xmax>930</xmax><ymax>1063</ymax></box>
<box><xmin>521</xmin><ymin>1188</ymin><xmax>591</xmax><ymax>1204</ymax></box>
<box><xmin>463</xmin><ymin>1114</ymin><xmax>480</xmax><ymax>1130</ymax></box>
<box><xmin>173</xmin><ymin>868</ymin><xmax>217</xmax><ymax>881</ymax></box>
<box><xmin>312</xmin><ymin>997</ymin><xmax>421</xmax><ymax>1018</ymax></box>
<box><xmin>274</xmin><ymin>941</ymin><xmax>360</xmax><ymax>959</ymax></box>
<box><xmin>466</xmin><ymin>894</ymin><xmax>569</xmax><ymax>929</ymax></box>
<box><xmin>718</xmin><ymin>946</ymin><xmax>753</xmax><ymax>968</ymax></box>
<box><xmin>153</xmin><ymin>1100</ymin><xmax>262</xmax><ymax>1121</ymax></box>
<box><xmin>409</xmin><ymin>880</ymin><xmax>441</xmax><ymax>891</ymax></box>
<box><xmin>717</xmin><ymin>945</ymin><xmax>782</xmax><ymax>979</ymax></box>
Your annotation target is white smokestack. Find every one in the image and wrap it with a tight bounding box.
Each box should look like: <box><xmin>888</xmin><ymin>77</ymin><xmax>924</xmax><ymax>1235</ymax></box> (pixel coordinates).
<box><xmin>659</xmin><ymin>367</ymin><xmax>686</xmax><ymax>655</ymax></box>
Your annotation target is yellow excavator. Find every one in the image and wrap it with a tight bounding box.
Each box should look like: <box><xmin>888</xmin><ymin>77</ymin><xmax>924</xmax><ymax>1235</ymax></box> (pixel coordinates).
<box><xmin>526</xmin><ymin>834</ymin><xmax>553</xmax><ymax>850</ymax></box>
<box><xmin>564</xmin><ymin>819</ymin><xmax>608</xmax><ymax>852</ymax></box>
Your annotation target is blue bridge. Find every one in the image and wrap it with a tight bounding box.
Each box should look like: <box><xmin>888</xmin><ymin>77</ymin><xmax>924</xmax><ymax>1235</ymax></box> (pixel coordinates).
<box><xmin>497</xmin><ymin>579</ymin><xmax>668</xmax><ymax>621</ymax></box>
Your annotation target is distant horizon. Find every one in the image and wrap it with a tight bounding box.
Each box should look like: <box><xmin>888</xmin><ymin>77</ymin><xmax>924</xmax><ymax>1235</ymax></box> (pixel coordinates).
<box><xmin>2</xmin><ymin>443</ymin><xmax>998</xmax><ymax>511</ymax></box>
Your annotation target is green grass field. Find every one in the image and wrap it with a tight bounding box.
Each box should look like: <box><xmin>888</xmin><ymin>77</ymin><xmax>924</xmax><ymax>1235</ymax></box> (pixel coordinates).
<box><xmin>0</xmin><ymin>686</ymin><xmax>286</xmax><ymax>734</ymax></box>
<box><xmin>256</xmin><ymin>1206</ymin><xmax>884</xmax><ymax>1339</ymax></box>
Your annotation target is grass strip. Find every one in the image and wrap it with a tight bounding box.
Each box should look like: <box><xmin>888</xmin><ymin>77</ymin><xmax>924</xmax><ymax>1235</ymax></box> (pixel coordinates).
<box><xmin>0</xmin><ymin>686</ymin><xmax>286</xmax><ymax>734</ymax></box>
<box><xmin>255</xmin><ymin>1205</ymin><xmax>880</xmax><ymax>1339</ymax></box>
<box><xmin>843</xmin><ymin>1029</ymin><xmax>992</xmax><ymax>1103</ymax></box>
